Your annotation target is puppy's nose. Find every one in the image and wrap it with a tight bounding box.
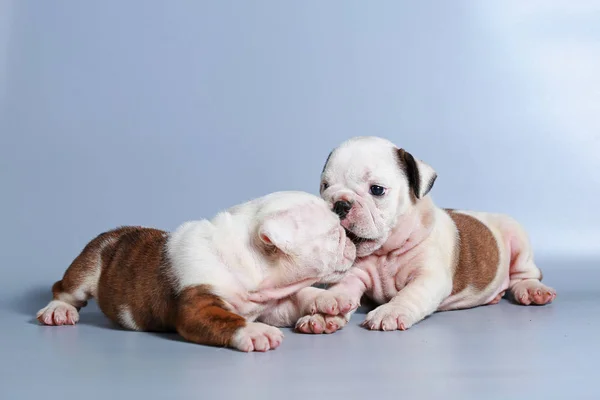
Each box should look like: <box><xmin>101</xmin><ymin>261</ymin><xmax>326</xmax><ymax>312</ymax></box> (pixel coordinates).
<box><xmin>333</xmin><ymin>200</ymin><xmax>352</xmax><ymax>219</ymax></box>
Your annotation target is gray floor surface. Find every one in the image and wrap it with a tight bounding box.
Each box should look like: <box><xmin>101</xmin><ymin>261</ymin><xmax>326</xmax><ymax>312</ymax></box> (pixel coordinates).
<box><xmin>1</xmin><ymin>258</ymin><xmax>599</xmax><ymax>400</ymax></box>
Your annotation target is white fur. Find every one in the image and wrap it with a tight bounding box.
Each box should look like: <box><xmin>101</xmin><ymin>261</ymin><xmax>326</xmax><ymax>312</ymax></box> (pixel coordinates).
<box><xmin>35</xmin><ymin>191</ymin><xmax>356</xmax><ymax>352</ymax></box>
<box><xmin>36</xmin><ymin>300</ymin><xmax>79</xmax><ymax>326</ymax></box>
<box><xmin>118</xmin><ymin>306</ymin><xmax>139</xmax><ymax>331</ymax></box>
<box><xmin>230</xmin><ymin>322</ymin><xmax>284</xmax><ymax>352</ymax></box>
<box><xmin>166</xmin><ymin>191</ymin><xmax>356</xmax><ymax>325</ymax></box>
<box><xmin>304</xmin><ymin>137</ymin><xmax>555</xmax><ymax>332</ymax></box>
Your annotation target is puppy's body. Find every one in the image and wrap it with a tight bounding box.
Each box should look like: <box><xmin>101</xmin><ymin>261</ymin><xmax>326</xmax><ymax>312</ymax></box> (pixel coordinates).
<box><xmin>341</xmin><ymin>203</ymin><xmax>539</xmax><ymax>317</ymax></box>
<box><xmin>37</xmin><ymin>191</ymin><xmax>356</xmax><ymax>351</ymax></box>
<box><xmin>297</xmin><ymin>137</ymin><xmax>555</xmax><ymax>333</ymax></box>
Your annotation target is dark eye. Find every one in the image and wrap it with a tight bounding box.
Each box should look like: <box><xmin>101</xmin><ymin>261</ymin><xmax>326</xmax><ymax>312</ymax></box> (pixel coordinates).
<box><xmin>321</xmin><ymin>182</ymin><xmax>329</xmax><ymax>191</ymax></box>
<box><xmin>370</xmin><ymin>185</ymin><xmax>386</xmax><ymax>196</ymax></box>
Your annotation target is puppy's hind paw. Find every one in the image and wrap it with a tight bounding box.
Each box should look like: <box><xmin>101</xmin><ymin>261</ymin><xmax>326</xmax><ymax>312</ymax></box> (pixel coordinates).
<box><xmin>36</xmin><ymin>300</ymin><xmax>79</xmax><ymax>326</ymax></box>
<box><xmin>512</xmin><ymin>280</ymin><xmax>556</xmax><ymax>306</ymax></box>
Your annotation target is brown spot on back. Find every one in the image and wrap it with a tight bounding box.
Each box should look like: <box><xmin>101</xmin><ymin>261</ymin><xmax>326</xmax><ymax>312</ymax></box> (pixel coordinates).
<box><xmin>51</xmin><ymin>226</ymin><xmax>148</xmax><ymax>308</ymax></box>
<box><xmin>96</xmin><ymin>227</ymin><xmax>177</xmax><ymax>331</ymax></box>
<box><xmin>446</xmin><ymin>210</ymin><xmax>500</xmax><ymax>295</ymax></box>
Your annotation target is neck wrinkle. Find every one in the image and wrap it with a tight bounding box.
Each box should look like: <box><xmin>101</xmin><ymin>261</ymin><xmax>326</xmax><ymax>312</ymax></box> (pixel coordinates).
<box><xmin>377</xmin><ymin>196</ymin><xmax>436</xmax><ymax>257</ymax></box>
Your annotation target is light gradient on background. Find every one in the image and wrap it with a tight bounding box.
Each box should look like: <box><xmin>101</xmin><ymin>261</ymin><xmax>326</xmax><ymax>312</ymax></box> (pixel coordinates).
<box><xmin>1</xmin><ymin>2</ymin><xmax>599</xmax><ymax>399</ymax></box>
<box><xmin>2</xmin><ymin>1</ymin><xmax>599</xmax><ymax>297</ymax></box>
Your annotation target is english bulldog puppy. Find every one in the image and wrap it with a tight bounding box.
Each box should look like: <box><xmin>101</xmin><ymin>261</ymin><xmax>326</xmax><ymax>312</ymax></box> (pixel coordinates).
<box><xmin>36</xmin><ymin>191</ymin><xmax>356</xmax><ymax>351</ymax></box>
<box><xmin>296</xmin><ymin>137</ymin><xmax>555</xmax><ymax>334</ymax></box>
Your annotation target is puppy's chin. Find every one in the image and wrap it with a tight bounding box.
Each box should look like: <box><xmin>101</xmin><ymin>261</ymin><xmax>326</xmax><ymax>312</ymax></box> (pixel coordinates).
<box><xmin>317</xmin><ymin>239</ymin><xmax>356</xmax><ymax>284</ymax></box>
<box><xmin>344</xmin><ymin>229</ymin><xmax>387</xmax><ymax>257</ymax></box>
<box><xmin>341</xmin><ymin>236</ymin><xmax>356</xmax><ymax>262</ymax></box>
<box><xmin>354</xmin><ymin>240</ymin><xmax>384</xmax><ymax>257</ymax></box>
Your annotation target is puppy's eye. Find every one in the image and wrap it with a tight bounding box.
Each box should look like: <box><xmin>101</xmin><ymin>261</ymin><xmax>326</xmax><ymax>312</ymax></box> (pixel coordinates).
<box><xmin>370</xmin><ymin>185</ymin><xmax>386</xmax><ymax>196</ymax></box>
<box><xmin>321</xmin><ymin>182</ymin><xmax>329</xmax><ymax>191</ymax></box>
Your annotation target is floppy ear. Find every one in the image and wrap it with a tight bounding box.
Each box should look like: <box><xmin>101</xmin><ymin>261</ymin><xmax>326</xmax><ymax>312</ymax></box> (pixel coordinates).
<box><xmin>322</xmin><ymin>150</ymin><xmax>333</xmax><ymax>174</ymax></box>
<box><xmin>258</xmin><ymin>212</ymin><xmax>296</xmax><ymax>253</ymax></box>
<box><xmin>397</xmin><ymin>148</ymin><xmax>437</xmax><ymax>199</ymax></box>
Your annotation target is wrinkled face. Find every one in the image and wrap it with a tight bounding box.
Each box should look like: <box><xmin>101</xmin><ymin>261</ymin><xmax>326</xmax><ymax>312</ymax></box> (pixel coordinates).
<box><xmin>320</xmin><ymin>137</ymin><xmax>436</xmax><ymax>257</ymax></box>
<box><xmin>258</xmin><ymin>197</ymin><xmax>356</xmax><ymax>286</ymax></box>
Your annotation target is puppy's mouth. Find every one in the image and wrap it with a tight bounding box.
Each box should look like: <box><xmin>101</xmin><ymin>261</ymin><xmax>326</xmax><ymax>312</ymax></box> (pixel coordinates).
<box><xmin>344</xmin><ymin>228</ymin><xmax>377</xmax><ymax>245</ymax></box>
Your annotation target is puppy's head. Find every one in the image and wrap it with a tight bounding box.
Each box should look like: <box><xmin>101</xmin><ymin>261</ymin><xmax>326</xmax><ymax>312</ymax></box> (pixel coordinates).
<box><xmin>255</xmin><ymin>192</ymin><xmax>356</xmax><ymax>287</ymax></box>
<box><xmin>320</xmin><ymin>137</ymin><xmax>437</xmax><ymax>257</ymax></box>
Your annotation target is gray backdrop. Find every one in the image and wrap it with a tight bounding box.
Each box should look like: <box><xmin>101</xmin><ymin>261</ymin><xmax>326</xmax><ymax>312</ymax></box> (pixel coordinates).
<box><xmin>1</xmin><ymin>2</ymin><xmax>599</xmax><ymax>399</ymax></box>
<box><xmin>2</xmin><ymin>1</ymin><xmax>599</xmax><ymax>289</ymax></box>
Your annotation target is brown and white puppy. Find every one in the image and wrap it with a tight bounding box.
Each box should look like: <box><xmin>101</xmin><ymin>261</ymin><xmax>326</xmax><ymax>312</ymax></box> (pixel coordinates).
<box><xmin>36</xmin><ymin>191</ymin><xmax>356</xmax><ymax>351</ymax></box>
<box><xmin>296</xmin><ymin>137</ymin><xmax>556</xmax><ymax>334</ymax></box>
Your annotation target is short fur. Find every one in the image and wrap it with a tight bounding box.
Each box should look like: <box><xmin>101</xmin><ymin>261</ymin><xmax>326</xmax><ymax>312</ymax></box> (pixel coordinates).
<box><xmin>37</xmin><ymin>191</ymin><xmax>356</xmax><ymax>351</ymax></box>
<box><xmin>296</xmin><ymin>137</ymin><xmax>555</xmax><ymax>334</ymax></box>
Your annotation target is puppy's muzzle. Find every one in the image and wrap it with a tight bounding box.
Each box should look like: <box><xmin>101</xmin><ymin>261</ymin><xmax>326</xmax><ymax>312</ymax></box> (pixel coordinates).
<box><xmin>333</xmin><ymin>200</ymin><xmax>352</xmax><ymax>220</ymax></box>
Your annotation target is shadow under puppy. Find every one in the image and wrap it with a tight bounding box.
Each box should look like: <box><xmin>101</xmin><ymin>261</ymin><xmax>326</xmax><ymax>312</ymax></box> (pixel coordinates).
<box><xmin>37</xmin><ymin>191</ymin><xmax>356</xmax><ymax>352</ymax></box>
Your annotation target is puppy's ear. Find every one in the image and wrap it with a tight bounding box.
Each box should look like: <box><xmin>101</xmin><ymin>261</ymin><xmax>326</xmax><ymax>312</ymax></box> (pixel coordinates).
<box><xmin>322</xmin><ymin>150</ymin><xmax>333</xmax><ymax>173</ymax></box>
<box><xmin>397</xmin><ymin>148</ymin><xmax>437</xmax><ymax>199</ymax></box>
<box><xmin>258</xmin><ymin>212</ymin><xmax>295</xmax><ymax>253</ymax></box>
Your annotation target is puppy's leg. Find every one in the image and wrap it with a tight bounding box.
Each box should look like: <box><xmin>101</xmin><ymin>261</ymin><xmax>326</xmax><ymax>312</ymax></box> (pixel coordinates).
<box><xmin>295</xmin><ymin>273</ymin><xmax>367</xmax><ymax>334</ymax></box>
<box><xmin>296</xmin><ymin>313</ymin><xmax>350</xmax><ymax>334</ymax></box>
<box><xmin>251</xmin><ymin>286</ymin><xmax>350</xmax><ymax>334</ymax></box>
<box><xmin>176</xmin><ymin>285</ymin><xmax>283</xmax><ymax>352</ymax></box>
<box><xmin>256</xmin><ymin>287</ymin><xmax>317</xmax><ymax>327</ymax></box>
<box><xmin>309</xmin><ymin>273</ymin><xmax>366</xmax><ymax>314</ymax></box>
<box><xmin>37</xmin><ymin>232</ymin><xmax>110</xmax><ymax>326</ymax></box>
<box><xmin>363</xmin><ymin>266</ymin><xmax>452</xmax><ymax>331</ymax></box>
<box><xmin>252</xmin><ymin>289</ymin><xmax>347</xmax><ymax>335</ymax></box>
<box><xmin>505</xmin><ymin>219</ymin><xmax>556</xmax><ymax>305</ymax></box>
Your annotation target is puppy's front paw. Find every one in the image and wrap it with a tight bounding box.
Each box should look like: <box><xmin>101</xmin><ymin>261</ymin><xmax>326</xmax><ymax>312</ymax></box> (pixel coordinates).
<box><xmin>362</xmin><ymin>304</ymin><xmax>415</xmax><ymax>331</ymax></box>
<box><xmin>295</xmin><ymin>313</ymin><xmax>348</xmax><ymax>334</ymax></box>
<box><xmin>308</xmin><ymin>292</ymin><xmax>358</xmax><ymax>316</ymax></box>
<box><xmin>230</xmin><ymin>322</ymin><xmax>284</xmax><ymax>352</ymax></box>
<box><xmin>512</xmin><ymin>280</ymin><xmax>556</xmax><ymax>305</ymax></box>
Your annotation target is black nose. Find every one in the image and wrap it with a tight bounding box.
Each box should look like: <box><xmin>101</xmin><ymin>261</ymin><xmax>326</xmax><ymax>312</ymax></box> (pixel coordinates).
<box><xmin>333</xmin><ymin>200</ymin><xmax>352</xmax><ymax>219</ymax></box>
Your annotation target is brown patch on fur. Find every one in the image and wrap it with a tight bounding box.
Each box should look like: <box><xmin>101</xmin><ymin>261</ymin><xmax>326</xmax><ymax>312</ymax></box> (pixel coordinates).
<box><xmin>47</xmin><ymin>226</ymin><xmax>247</xmax><ymax>347</ymax></box>
<box><xmin>539</xmin><ymin>269</ymin><xmax>543</xmax><ymax>281</ymax></box>
<box><xmin>446</xmin><ymin>211</ymin><xmax>500</xmax><ymax>295</ymax></box>
<box><xmin>50</xmin><ymin>227</ymin><xmax>142</xmax><ymax>308</ymax></box>
<box><xmin>95</xmin><ymin>227</ymin><xmax>176</xmax><ymax>331</ymax></box>
<box><xmin>176</xmin><ymin>285</ymin><xmax>246</xmax><ymax>347</ymax></box>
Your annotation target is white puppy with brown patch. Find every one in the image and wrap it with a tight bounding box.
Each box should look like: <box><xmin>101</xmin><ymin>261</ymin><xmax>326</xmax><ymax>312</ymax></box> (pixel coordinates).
<box><xmin>296</xmin><ymin>137</ymin><xmax>556</xmax><ymax>334</ymax></box>
<box><xmin>36</xmin><ymin>191</ymin><xmax>356</xmax><ymax>351</ymax></box>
